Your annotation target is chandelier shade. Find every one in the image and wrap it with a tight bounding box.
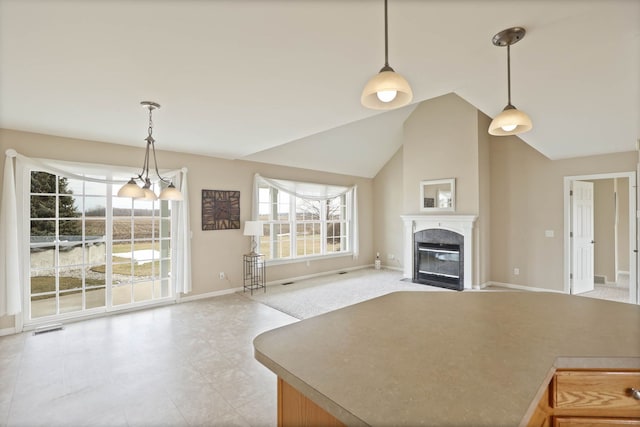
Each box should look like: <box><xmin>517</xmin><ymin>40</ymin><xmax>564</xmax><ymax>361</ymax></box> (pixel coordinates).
<box><xmin>117</xmin><ymin>178</ymin><xmax>145</xmax><ymax>198</ymax></box>
<box><xmin>488</xmin><ymin>27</ymin><xmax>532</xmax><ymax>136</ymax></box>
<box><xmin>361</xmin><ymin>0</ymin><xmax>412</xmax><ymax>110</ymax></box>
<box><xmin>159</xmin><ymin>184</ymin><xmax>183</xmax><ymax>201</ymax></box>
<box><xmin>117</xmin><ymin>101</ymin><xmax>183</xmax><ymax>201</ymax></box>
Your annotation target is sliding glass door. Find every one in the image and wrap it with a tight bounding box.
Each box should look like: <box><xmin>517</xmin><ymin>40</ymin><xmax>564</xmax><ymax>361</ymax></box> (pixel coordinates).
<box><xmin>27</xmin><ymin>169</ymin><xmax>173</xmax><ymax>322</ymax></box>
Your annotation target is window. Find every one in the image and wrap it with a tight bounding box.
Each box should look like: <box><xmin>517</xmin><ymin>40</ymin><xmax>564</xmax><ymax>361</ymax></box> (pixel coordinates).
<box><xmin>255</xmin><ymin>175</ymin><xmax>356</xmax><ymax>261</ymax></box>
<box><xmin>27</xmin><ymin>169</ymin><xmax>174</xmax><ymax>321</ymax></box>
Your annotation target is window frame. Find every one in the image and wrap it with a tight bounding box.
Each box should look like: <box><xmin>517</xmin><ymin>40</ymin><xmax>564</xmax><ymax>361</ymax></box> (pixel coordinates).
<box><xmin>256</xmin><ymin>183</ymin><xmax>354</xmax><ymax>264</ymax></box>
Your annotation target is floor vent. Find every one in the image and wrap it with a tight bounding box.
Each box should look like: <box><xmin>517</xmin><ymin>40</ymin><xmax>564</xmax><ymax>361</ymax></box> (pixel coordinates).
<box><xmin>281</xmin><ymin>281</ymin><xmax>294</xmax><ymax>286</ymax></box>
<box><xmin>338</xmin><ymin>271</ymin><xmax>348</xmax><ymax>275</ymax></box>
<box><xmin>34</xmin><ymin>323</ymin><xmax>63</xmax><ymax>335</ymax></box>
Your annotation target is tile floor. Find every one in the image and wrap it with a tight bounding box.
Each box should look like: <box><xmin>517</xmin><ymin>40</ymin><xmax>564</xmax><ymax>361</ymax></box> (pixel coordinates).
<box><xmin>0</xmin><ymin>294</ymin><xmax>297</xmax><ymax>427</ymax></box>
<box><xmin>3</xmin><ymin>272</ymin><xmax>635</xmax><ymax>426</ymax></box>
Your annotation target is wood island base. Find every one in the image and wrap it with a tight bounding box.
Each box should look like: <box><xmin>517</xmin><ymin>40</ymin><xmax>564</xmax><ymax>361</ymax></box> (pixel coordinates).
<box><xmin>278</xmin><ymin>378</ymin><xmax>345</xmax><ymax>427</ymax></box>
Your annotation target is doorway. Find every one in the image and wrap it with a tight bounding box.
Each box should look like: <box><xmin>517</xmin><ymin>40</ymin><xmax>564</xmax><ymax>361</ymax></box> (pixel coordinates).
<box><xmin>563</xmin><ymin>172</ymin><xmax>637</xmax><ymax>304</ymax></box>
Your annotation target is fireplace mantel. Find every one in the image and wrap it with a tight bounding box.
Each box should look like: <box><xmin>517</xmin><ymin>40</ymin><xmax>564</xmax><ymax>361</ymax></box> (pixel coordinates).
<box><xmin>401</xmin><ymin>215</ymin><xmax>477</xmax><ymax>289</ymax></box>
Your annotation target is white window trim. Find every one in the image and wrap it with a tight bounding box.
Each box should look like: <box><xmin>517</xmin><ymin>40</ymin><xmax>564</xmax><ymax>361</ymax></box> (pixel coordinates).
<box><xmin>253</xmin><ymin>173</ymin><xmax>359</xmax><ymax>261</ymax></box>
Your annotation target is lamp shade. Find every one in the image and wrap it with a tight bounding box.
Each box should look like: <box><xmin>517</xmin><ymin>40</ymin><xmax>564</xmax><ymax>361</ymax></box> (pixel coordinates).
<box><xmin>118</xmin><ymin>178</ymin><xmax>145</xmax><ymax>198</ymax></box>
<box><xmin>243</xmin><ymin>221</ymin><xmax>264</xmax><ymax>237</ymax></box>
<box><xmin>361</xmin><ymin>70</ymin><xmax>413</xmax><ymax>110</ymax></box>
<box><xmin>139</xmin><ymin>187</ymin><xmax>158</xmax><ymax>201</ymax></box>
<box><xmin>159</xmin><ymin>184</ymin><xmax>183</xmax><ymax>201</ymax></box>
<box><xmin>488</xmin><ymin>106</ymin><xmax>532</xmax><ymax>136</ymax></box>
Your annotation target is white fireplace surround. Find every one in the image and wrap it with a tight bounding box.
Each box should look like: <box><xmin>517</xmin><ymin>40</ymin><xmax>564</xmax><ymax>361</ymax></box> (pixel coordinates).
<box><xmin>401</xmin><ymin>215</ymin><xmax>477</xmax><ymax>290</ymax></box>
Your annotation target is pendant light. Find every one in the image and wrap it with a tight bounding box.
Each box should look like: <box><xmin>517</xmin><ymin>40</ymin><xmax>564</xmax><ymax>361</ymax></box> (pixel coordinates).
<box><xmin>361</xmin><ymin>0</ymin><xmax>413</xmax><ymax>110</ymax></box>
<box><xmin>117</xmin><ymin>101</ymin><xmax>183</xmax><ymax>201</ymax></box>
<box><xmin>488</xmin><ymin>27</ymin><xmax>533</xmax><ymax>136</ymax></box>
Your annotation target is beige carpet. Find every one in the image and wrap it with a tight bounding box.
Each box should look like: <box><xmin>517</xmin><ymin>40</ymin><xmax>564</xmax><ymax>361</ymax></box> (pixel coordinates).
<box><xmin>576</xmin><ymin>273</ymin><xmax>631</xmax><ymax>304</ymax></box>
<box><xmin>242</xmin><ymin>268</ymin><xmax>455</xmax><ymax>319</ymax></box>
<box><xmin>243</xmin><ymin>269</ymin><xmax>634</xmax><ymax>319</ymax></box>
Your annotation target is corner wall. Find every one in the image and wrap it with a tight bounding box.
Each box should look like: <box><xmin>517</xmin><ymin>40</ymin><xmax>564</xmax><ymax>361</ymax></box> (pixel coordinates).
<box><xmin>372</xmin><ymin>147</ymin><xmax>404</xmax><ymax>270</ymax></box>
<box><xmin>490</xmin><ymin>137</ymin><xmax>635</xmax><ymax>291</ymax></box>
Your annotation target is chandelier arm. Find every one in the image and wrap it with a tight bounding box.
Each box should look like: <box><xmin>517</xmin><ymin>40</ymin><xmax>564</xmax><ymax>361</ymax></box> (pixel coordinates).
<box><xmin>150</xmin><ymin>139</ymin><xmax>173</xmax><ymax>185</ymax></box>
<box><xmin>140</xmin><ymin>139</ymin><xmax>151</xmax><ymax>181</ymax></box>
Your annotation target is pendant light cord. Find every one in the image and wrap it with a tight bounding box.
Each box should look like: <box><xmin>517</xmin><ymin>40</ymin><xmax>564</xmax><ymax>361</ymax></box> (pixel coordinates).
<box><xmin>506</xmin><ymin>44</ymin><xmax>512</xmax><ymax>107</ymax></box>
<box><xmin>384</xmin><ymin>0</ymin><xmax>389</xmax><ymax>67</ymax></box>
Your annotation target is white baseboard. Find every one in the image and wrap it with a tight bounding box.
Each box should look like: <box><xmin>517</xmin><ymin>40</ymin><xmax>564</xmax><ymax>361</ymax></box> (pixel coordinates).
<box><xmin>618</xmin><ymin>271</ymin><xmax>630</xmax><ymax>276</ymax></box>
<box><xmin>382</xmin><ymin>265</ymin><xmax>403</xmax><ymax>272</ymax></box>
<box><xmin>265</xmin><ymin>265</ymin><xmax>370</xmax><ymax>287</ymax></box>
<box><xmin>0</xmin><ymin>327</ymin><xmax>16</xmax><ymax>337</ymax></box>
<box><xmin>179</xmin><ymin>286</ymin><xmax>243</xmax><ymax>302</ymax></box>
<box><xmin>486</xmin><ymin>281</ymin><xmax>565</xmax><ymax>293</ymax></box>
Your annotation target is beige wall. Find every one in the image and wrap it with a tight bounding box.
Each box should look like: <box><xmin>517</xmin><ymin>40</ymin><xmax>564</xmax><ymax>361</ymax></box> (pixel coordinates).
<box><xmin>592</xmin><ymin>179</ymin><xmax>616</xmax><ymax>282</ymax></box>
<box><xmin>477</xmin><ymin>111</ymin><xmax>491</xmax><ymax>285</ymax></box>
<box><xmin>372</xmin><ymin>147</ymin><xmax>404</xmax><ymax>270</ymax></box>
<box><xmin>617</xmin><ymin>177</ymin><xmax>630</xmax><ymax>273</ymax></box>
<box><xmin>0</xmin><ymin>128</ymin><xmax>373</xmax><ymax>329</ymax></box>
<box><xmin>490</xmin><ymin>137</ymin><xmax>635</xmax><ymax>291</ymax></box>
<box><xmin>403</xmin><ymin>93</ymin><xmax>480</xmax><ymax>215</ymax></box>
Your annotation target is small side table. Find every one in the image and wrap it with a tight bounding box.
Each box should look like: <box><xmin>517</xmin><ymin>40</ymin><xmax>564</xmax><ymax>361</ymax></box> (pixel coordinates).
<box><xmin>243</xmin><ymin>253</ymin><xmax>266</xmax><ymax>295</ymax></box>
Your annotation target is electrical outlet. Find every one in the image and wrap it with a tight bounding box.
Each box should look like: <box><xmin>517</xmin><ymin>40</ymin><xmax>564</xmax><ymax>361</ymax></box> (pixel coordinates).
<box><xmin>514</xmin><ymin>268</ymin><xmax>520</xmax><ymax>275</ymax></box>
<box><xmin>388</xmin><ymin>254</ymin><xmax>394</xmax><ymax>260</ymax></box>
<box><xmin>219</xmin><ymin>272</ymin><xmax>225</xmax><ymax>279</ymax></box>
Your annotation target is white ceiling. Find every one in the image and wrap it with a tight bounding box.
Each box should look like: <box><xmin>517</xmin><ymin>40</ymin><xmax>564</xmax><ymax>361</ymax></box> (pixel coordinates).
<box><xmin>1</xmin><ymin>0</ymin><xmax>638</xmax><ymax>178</ymax></box>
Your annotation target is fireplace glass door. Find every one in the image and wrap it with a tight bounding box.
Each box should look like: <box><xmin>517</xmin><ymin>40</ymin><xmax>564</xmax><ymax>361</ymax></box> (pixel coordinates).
<box><xmin>416</xmin><ymin>243</ymin><xmax>462</xmax><ymax>290</ymax></box>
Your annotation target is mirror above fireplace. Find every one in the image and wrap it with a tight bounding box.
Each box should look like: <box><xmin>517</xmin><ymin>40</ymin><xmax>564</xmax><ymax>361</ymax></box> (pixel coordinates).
<box><xmin>420</xmin><ymin>178</ymin><xmax>455</xmax><ymax>212</ymax></box>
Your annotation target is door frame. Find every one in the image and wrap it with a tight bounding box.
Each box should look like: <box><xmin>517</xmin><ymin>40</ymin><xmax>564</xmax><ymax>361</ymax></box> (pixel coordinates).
<box><xmin>563</xmin><ymin>171</ymin><xmax>637</xmax><ymax>303</ymax></box>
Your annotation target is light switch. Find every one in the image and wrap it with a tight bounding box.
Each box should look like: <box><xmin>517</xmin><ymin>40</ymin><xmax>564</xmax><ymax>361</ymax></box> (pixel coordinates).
<box><xmin>545</xmin><ymin>230</ymin><xmax>554</xmax><ymax>238</ymax></box>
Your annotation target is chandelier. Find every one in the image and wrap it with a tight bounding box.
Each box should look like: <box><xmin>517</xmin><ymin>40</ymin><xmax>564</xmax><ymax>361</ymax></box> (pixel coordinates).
<box><xmin>117</xmin><ymin>101</ymin><xmax>182</xmax><ymax>201</ymax></box>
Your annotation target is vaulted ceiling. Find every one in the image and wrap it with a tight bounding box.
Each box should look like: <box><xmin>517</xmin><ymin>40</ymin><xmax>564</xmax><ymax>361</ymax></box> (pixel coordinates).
<box><xmin>1</xmin><ymin>0</ymin><xmax>638</xmax><ymax>178</ymax></box>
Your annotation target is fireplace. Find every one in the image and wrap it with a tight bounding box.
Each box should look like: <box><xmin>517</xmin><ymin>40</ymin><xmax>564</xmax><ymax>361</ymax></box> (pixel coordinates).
<box><xmin>401</xmin><ymin>215</ymin><xmax>477</xmax><ymax>290</ymax></box>
<box><xmin>414</xmin><ymin>229</ymin><xmax>463</xmax><ymax>290</ymax></box>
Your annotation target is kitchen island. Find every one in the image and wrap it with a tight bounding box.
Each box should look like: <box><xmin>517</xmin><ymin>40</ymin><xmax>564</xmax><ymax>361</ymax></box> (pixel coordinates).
<box><xmin>253</xmin><ymin>291</ymin><xmax>640</xmax><ymax>426</ymax></box>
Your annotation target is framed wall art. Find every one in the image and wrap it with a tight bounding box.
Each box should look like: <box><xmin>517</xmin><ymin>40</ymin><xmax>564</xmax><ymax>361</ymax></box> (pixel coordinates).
<box><xmin>202</xmin><ymin>189</ymin><xmax>240</xmax><ymax>230</ymax></box>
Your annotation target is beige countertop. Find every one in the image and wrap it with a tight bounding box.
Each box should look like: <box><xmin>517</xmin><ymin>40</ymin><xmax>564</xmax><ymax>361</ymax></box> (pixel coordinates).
<box><xmin>253</xmin><ymin>291</ymin><xmax>640</xmax><ymax>426</ymax></box>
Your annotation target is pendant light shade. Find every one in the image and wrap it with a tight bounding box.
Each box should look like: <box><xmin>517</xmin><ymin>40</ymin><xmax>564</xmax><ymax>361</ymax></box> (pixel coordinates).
<box><xmin>361</xmin><ymin>0</ymin><xmax>412</xmax><ymax>110</ymax></box>
<box><xmin>488</xmin><ymin>105</ymin><xmax>532</xmax><ymax>136</ymax></box>
<box><xmin>117</xmin><ymin>101</ymin><xmax>183</xmax><ymax>201</ymax></box>
<box><xmin>361</xmin><ymin>69</ymin><xmax>413</xmax><ymax>110</ymax></box>
<box><xmin>488</xmin><ymin>27</ymin><xmax>532</xmax><ymax>136</ymax></box>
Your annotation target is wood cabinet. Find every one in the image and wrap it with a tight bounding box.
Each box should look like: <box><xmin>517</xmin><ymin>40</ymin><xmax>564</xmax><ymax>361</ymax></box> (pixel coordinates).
<box><xmin>528</xmin><ymin>370</ymin><xmax>640</xmax><ymax>427</ymax></box>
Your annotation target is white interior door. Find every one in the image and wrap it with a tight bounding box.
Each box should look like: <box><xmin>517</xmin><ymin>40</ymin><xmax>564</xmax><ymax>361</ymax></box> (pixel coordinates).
<box><xmin>636</xmin><ymin>162</ymin><xmax>639</xmax><ymax>304</ymax></box>
<box><xmin>571</xmin><ymin>180</ymin><xmax>595</xmax><ymax>294</ymax></box>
